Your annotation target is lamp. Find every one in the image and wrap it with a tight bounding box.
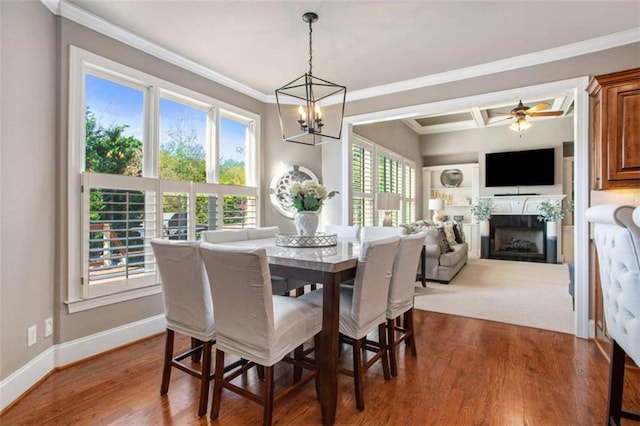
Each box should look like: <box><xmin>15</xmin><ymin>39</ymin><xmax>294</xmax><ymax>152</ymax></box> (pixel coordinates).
<box><xmin>376</xmin><ymin>192</ymin><xmax>401</xmax><ymax>226</ymax></box>
<box><xmin>428</xmin><ymin>198</ymin><xmax>445</xmax><ymax>223</ymax></box>
<box><xmin>275</xmin><ymin>12</ymin><xmax>347</xmax><ymax>146</ymax></box>
<box><xmin>510</xmin><ymin>113</ymin><xmax>531</xmax><ymax>136</ymax></box>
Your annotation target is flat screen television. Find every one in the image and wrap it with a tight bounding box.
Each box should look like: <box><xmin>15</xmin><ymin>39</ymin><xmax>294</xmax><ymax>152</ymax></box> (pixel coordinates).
<box><xmin>485</xmin><ymin>148</ymin><xmax>555</xmax><ymax>187</ymax></box>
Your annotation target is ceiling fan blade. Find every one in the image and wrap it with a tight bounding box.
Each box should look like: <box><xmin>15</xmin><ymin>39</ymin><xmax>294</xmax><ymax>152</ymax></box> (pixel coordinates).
<box><xmin>528</xmin><ymin>111</ymin><xmax>564</xmax><ymax>117</ymax></box>
<box><xmin>525</xmin><ymin>102</ymin><xmax>551</xmax><ymax>113</ymax></box>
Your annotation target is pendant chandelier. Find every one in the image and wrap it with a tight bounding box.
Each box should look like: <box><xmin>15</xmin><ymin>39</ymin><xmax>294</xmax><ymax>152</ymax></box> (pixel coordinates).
<box><xmin>275</xmin><ymin>12</ymin><xmax>347</xmax><ymax>146</ymax></box>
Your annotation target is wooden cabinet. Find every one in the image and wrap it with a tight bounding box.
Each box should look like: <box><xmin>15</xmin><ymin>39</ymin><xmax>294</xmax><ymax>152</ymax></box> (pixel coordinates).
<box><xmin>588</xmin><ymin>68</ymin><xmax>640</xmax><ymax>189</ymax></box>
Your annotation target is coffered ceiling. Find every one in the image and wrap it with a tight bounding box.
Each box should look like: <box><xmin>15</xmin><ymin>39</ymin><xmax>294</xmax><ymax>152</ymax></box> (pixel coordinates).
<box><xmin>403</xmin><ymin>94</ymin><xmax>574</xmax><ymax>135</ymax></box>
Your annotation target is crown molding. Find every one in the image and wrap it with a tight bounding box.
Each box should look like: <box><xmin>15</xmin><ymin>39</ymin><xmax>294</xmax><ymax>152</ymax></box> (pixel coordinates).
<box><xmin>44</xmin><ymin>0</ymin><xmax>268</xmax><ymax>103</ymax></box>
<box><xmin>41</xmin><ymin>1</ymin><xmax>638</xmax><ymax>106</ymax></box>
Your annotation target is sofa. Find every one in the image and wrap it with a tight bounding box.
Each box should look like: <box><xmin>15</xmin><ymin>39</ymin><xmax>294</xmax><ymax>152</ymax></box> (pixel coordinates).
<box><xmin>402</xmin><ymin>220</ymin><xmax>468</xmax><ymax>284</ymax></box>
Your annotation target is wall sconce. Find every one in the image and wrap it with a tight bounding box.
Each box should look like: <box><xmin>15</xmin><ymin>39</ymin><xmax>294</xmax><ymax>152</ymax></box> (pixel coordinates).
<box><xmin>376</xmin><ymin>192</ymin><xmax>401</xmax><ymax>226</ymax></box>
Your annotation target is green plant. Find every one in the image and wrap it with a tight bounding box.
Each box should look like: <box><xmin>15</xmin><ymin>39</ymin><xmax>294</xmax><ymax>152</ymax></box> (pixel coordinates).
<box><xmin>537</xmin><ymin>199</ymin><xmax>574</xmax><ymax>222</ymax></box>
<box><xmin>281</xmin><ymin>180</ymin><xmax>338</xmax><ymax>212</ymax></box>
<box><xmin>470</xmin><ymin>198</ymin><xmax>493</xmax><ymax>221</ymax></box>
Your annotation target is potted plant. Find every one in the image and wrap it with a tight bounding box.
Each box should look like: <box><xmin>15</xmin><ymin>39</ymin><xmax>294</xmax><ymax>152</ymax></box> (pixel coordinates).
<box><xmin>537</xmin><ymin>199</ymin><xmax>573</xmax><ymax>239</ymax></box>
<box><xmin>470</xmin><ymin>198</ymin><xmax>493</xmax><ymax>237</ymax></box>
<box><xmin>281</xmin><ymin>180</ymin><xmax>338</xmax><ymax>236</ymax></box>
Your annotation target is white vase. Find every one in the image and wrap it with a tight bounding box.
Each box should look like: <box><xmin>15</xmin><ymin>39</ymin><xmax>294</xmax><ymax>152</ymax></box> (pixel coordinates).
<box><xmin>294</xmin><ymin>211</ymin><xmax>319</xmax><ymax>236</ymax></box>
<box><xmin>546</xmin><ymin>221</ymin><xmax>558</xmax><ymax>238</ymax></box>
<box><xmin>479</xmin><ymin>219</ymin><xmax>490</xmax><ymax>237</ymax></box>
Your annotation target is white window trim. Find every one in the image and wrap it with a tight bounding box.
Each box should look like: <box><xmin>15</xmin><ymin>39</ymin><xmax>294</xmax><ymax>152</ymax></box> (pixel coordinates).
<box><xmin>348</xmin><ymin>134</ymin><xmax>416</xmax><ymax>226</ymax></box>
<box><xmin>67</xmin><ymin>46</ymin><xmax>261</xmax><ymax>313</ymax></box>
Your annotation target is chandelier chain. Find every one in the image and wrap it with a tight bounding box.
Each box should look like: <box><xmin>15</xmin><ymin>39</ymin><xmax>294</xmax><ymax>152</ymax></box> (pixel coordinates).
<box><xmin>308</xmin><ymin>18</ymin><xmax>313</xmax><ymax>75</ymax></box>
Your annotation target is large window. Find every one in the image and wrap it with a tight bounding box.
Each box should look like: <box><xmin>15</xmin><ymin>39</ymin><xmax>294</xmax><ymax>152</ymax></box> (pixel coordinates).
<box><xmin>69</xmin><ymin>47</ymin><xmax>259</xmax><ymax>310</ymax></box>
<box><xmin>350</xmin><ymin>134</ymin><xmax>415</xmax><ymax>226</ymax></box>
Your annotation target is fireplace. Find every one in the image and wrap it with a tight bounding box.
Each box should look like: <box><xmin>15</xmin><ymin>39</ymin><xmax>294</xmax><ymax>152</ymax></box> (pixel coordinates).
<box><xmin>489</xmin><ymin>215</ymin><xmax>546</xmax><ymax>263</ymax></box>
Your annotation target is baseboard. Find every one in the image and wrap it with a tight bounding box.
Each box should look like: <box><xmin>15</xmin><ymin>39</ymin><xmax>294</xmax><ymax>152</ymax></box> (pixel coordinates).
<box><xmin>0</xmin><ymin>314</ymin><xmax>165</xmax><ymax>413</ymax></box>
<box><xmin>588</xmin><ymin>319</ymin><xmax>596</xmax><ymax>339</ymax></box>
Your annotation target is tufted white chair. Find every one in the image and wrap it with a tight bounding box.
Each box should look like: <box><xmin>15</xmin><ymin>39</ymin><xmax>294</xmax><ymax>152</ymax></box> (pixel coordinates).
<box><xmin>585</xmin><ymin>204</ymin><xmax>640</xmax><ymax>425</ymax></box>
<box><xmin>386</xmin><ymin>232</ymin><xmax>426</xmax><ymax>376</ymax></box>
<box><xmin>150</xmin><ymin>239</ymin><xmax>215</xmax><ymax>417</ymax></box>
<box><xmin>300</xmin><ymin>236</ymin><xmax>401</xmax><ymax>410</ymax></box>
<box><xmin>199</xmin><ymin>243</ymin><xmax>323</xmax><ymax>426</ymax></box>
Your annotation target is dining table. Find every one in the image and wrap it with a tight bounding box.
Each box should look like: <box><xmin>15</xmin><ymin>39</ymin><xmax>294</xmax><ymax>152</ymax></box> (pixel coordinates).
<box><xmin>218</xmin><ymin>236</ymin><xmax>361</xmax><ymax>426</ymax></box>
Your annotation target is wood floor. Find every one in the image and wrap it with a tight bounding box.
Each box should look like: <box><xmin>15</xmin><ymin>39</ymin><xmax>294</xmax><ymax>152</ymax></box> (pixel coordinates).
<box><xmin>2</xmin><ymin>310</ymin><xmax>639</xmax><ymax>425</ymax></box>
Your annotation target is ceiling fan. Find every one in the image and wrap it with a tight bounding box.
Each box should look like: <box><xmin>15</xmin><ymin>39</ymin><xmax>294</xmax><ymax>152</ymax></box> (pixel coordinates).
<box><xmin>494</xmin><ymin>100</ymin><xmax>564</xmax><ymax>135</ymax></box>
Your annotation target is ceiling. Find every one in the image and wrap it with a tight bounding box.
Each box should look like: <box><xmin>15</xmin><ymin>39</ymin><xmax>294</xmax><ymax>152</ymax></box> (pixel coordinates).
<box><xmin>58</xmin><ymin>1</ymin><xmax>638</xmax><ymax>133</ymax></box>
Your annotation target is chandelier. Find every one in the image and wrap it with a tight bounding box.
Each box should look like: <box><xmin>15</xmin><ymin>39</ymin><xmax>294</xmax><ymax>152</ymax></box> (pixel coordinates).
<box><xmin>275</xmin><ymin>12</ymin><xmax>347</xmax><ymax>146</ymax></box>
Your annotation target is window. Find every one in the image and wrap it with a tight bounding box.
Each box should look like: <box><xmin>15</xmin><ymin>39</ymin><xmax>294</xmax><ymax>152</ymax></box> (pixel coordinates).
<box><xmin>349</xmin><ymin>134</ymin><xmax>415</xmax><ymax>227</ymax></box>
<box><xmin>68</xmin><ymin>47</ymin><xmax>260</xmax><ymax>311</ymax></box>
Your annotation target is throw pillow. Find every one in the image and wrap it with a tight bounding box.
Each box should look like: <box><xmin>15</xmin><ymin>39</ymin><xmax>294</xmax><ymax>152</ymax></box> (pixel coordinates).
<box><xmin>452</xmin><ymin>223</ymin><xmax>463</xmax><ymax>244</ymax></box>
<box><xmin>443</xmin><ymin>222</ymin><xmax>457</xmax><ymax>247</ymax></box>
<box><xmin>424</xmin><ymin>226</ymin><xmax>452</xmax><ymax>254</ymax></box>
<box><xmin>455</xmin><ymin>221</ymin><xmax>466</xmax><ymax>243</ymax></box>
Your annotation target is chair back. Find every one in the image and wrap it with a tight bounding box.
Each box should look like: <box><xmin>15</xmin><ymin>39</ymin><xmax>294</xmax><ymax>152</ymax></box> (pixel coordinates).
<box><xmin>387</xmin><ymin>232</ymin><xmax>426</xmax><ymax>318</ymax></box>
<box><xmin>247</xmin><ymin>226</ymin><xmax>279</xmax><ymax>240</ymax></box>
<box><xmin>150</xmin><ymin>239</ymin><xmax>214</xmax><ymax>340</ymax></box>
<box><xmin>585</xmin><ymin>204</ymin><xmax>640</xmax><ymax>365</ymax></box>
<box><xmin>324</xmin><ymin>224</ymin><xmax>360</xmax><ymax>239</ymax></box>
<box><xmin>351</xmin><ymin>236</ymin><xmax>400</xmax><ymax>334</ymax></box>
<box><xmin>201</xmin><ymin>229</ymin><xmax>249</xmax><ymax>244</ymax></box>
<box><xmin>361</xmin><ymin>226</ymin><xmax>404</xmax><ymax>241</ymax></box>
<box><xmin>199</xmin><ymin>243</ymin><xmax>275</xmax><ymax>351</ymax></box>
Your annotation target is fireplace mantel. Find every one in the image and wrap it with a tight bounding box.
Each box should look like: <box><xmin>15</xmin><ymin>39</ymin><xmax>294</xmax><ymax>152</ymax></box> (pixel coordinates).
<box><xmin>482</xmin><ymin>194</ymin><xmax>566</xmax><ymax>216</ymax></box>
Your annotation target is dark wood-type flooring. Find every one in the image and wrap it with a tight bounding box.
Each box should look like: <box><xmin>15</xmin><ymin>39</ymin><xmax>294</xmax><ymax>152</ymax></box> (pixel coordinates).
<box><xmin>2</xmin><ymin>311</ymin><xmax>639</xmax><ymax>425</ymax></box>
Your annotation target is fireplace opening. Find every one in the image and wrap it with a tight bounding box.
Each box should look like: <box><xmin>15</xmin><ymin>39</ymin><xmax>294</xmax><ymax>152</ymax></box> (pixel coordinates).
<box><xmin>489</xmin><ymin>215</ymin><xmax>546</xmax><ymax>263</ymax></box>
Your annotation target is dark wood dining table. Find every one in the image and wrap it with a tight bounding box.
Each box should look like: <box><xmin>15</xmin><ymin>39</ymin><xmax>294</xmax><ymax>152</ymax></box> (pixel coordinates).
<box><xmin>220</xmin><ymin>237</ymin><xmax>360</xmax><ymax>425</ymax></box>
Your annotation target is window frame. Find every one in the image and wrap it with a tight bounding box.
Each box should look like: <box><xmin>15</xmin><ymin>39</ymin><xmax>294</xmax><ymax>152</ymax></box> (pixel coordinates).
<box><xmin>348</xmin><ymin>134</ymin><xmax>416</xmax><ymax>227</ymax></box>
<box><xmin>67</xmin><ymin>46</ymin><xmax>261</xmax><ymax>312</ymax></box>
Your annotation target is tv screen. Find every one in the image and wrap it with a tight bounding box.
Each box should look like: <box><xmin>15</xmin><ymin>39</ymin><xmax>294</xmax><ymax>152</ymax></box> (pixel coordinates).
<box><xmin>485</xmin><ymin>148</ymin><xmax>555</xmax><ymax>187</ymax></box>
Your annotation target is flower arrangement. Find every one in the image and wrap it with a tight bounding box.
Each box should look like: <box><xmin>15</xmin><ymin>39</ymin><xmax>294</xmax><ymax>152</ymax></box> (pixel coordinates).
<box><xmin>470</xmin><ymin>198</ymin><xmax>493</xmax><ymax>221</ymax></box>
<box><xmin>537</xmin><ymin>199</ymin><xmax>574</xmax><ymax>222</ymax></box>
<box><xmin>284</xmin><ymin>180</ymin><xmax>338</xmax><ymax>212</ymax></box>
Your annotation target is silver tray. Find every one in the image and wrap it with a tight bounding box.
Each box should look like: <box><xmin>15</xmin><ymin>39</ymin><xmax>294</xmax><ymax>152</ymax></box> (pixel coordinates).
<box><xmin>275</xmin><ymin>232</ymin><xmax>338</xmax><ymax>248</ymax></box>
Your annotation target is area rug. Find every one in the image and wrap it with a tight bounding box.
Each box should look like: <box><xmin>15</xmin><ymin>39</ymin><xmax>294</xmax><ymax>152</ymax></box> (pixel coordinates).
<box><xmin>414</xmin><ymin>258</ymin><xmax>574</xmax><ymax>334</ymax></box>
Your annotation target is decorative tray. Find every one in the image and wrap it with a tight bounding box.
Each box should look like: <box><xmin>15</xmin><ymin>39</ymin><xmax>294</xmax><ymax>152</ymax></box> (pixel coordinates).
<box><xmin>275</xmin><ymin>232</ymin><xmax>338</xmax><ymax>248</ymax></box>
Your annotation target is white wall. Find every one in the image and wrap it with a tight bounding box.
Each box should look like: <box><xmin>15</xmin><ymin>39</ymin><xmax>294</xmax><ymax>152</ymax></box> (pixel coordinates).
<box><xmin>421</xmin><ymin>116</ymin><xmax>574</xmax><ymax>199</ymax></box>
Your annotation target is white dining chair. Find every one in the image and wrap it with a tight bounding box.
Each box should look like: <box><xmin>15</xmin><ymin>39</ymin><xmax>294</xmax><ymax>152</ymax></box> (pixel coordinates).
<box><xmin>300</xmin><ymin>235</ymin><xmax>401</xmax><ymax>410</ymax></box>
<box><xmin>360</xmin><ymin>225</ymin><xmax>405</xmax><ymax>241</ymax></box>
<box><xmin>201</xmin><ymin>229</ymin><xmax>249</xmax><ymax>243</ymax></box>
<box><xmin>386</xmin><ymin>232</ymin><xmax>426</xmax><ymax>376</ymax></box>
<box><xmin>199</xmin><ymin>243</ymin><xmax>323</xmax><ymax>426</ymax></box>
<box><xmin>585</xmin><ymin>204</ymin><xmax>640</xmax><ymax>425</ymax></box>
<box><xmin>324</xmin><ymin>224</ymin><xmax>360</xmax><ymax>239</ymax></box>
<box><xmin>150</xmin><ymin>239</ymin><xmax>215</xmax><ymax>417</ymax></box>
<box><xmin>202</xmin><ymin>227</ymin><xmax>297</xmax><ymax>295</ymax></box>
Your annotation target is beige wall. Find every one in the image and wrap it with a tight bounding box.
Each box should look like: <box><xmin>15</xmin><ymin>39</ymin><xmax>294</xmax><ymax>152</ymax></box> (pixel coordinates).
<box><xmin>1</xmin><ymin>1</ymin><xmax>58</xmax><ymax>378</ymax></box>
<box><xmin>2</xmin><ymin>0</ymin><xmax>639</xmax><ymax>392</ymax></box>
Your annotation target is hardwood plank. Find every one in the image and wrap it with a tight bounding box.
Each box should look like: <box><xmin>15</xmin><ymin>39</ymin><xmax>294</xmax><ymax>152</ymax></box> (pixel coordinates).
<box><xmin>2</xmin><ymin>311</ymin><xmax>639</xmax><ymax>425</ymax></box>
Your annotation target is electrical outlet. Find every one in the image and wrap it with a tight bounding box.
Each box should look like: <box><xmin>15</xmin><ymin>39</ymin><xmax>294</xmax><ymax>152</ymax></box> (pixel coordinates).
<box><xmin>45</xmin><ymin>317</ymin><xmax>53</xmax><ymax>337</ymax></box>
<box><xmin>28</xmin><ymin>325</ymin><xmax>37</xmax><ymax>347</ymax></box>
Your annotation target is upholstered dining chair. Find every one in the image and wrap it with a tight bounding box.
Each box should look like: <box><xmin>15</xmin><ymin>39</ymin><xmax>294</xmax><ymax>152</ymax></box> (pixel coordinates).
<box><xmin>324</xmin><ymin>224</ymin><xmax>360</xmax><ymax>239</ymax></box>
<box><xmin>300</xmin><ymin>235</ymin><xmax>401</xmax><ymax>411</ymax></box>
<box><xmin>150</xmin><ymin>239</ymin><xmax>215</xmax><ymax>417</ymax></box>
<box><xmin>199</xmin><ymin>243</ymin><xmax>323</xmax><ymax>426</ymax></box>
<box><xmin>585</xmin><ymin>204</ymin><xmax>640</xmax><ymax>425</ymax></box>
<box><xmin>360</xmin><ymin>225</ymin><xmax>405</xmax><ymax>241</ymax></box>
<box><xmin>386</xmin><ymin>232</ymin><xmax>426</xmax><ymax>377</ymax></box>
<box><xmin>201</xmin><ymin>227</ymin><xmax>295</xmax><ymax>295</ymax></box>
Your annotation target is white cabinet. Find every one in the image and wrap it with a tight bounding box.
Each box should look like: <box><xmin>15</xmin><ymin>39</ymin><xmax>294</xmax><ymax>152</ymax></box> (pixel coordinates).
<box><xmin>463</xmin><ymin>223</ymin><xmax>479</xmax><ymax>258</ymax></box>
<box><xmin>423</xmin><ymin>163</ymin><xmax>480</xmax><ymax>223</ymax></box>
